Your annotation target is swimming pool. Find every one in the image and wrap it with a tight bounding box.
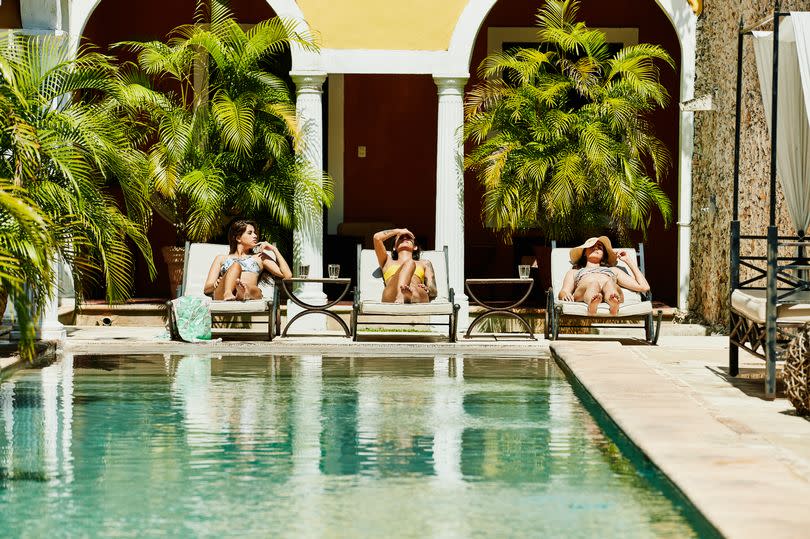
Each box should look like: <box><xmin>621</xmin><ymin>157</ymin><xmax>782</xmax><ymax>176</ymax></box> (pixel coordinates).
<box><xmin>0</xmin><ymin>355</ymin><xmax>709</xmax><ymax>537</ymax></box>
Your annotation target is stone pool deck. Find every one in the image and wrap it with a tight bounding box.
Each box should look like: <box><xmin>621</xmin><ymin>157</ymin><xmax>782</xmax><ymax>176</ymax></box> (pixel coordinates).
<box><xmin>551</xmin><ymin>337</ymin><xmax>810</xmax><ymax>539</ymax></box>
<box><xmin>5</xmin><ymin>327</ymin><xmax>809</xmax><ymax>538</ymax></box>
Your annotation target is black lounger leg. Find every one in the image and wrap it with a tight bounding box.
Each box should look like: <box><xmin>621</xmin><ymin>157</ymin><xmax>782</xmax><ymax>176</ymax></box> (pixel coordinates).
<box><xmin>729</xmin><ymin>342</ymin><xmax>739</xmax><ymax>377</ymax></box>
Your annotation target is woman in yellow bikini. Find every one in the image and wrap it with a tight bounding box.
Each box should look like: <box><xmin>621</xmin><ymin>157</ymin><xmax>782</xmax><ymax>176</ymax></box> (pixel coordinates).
<box><xmin>557</xmin><ymin>236</ymin><xmax>650</xmax><ymax>316</ymax></box>
<box><xmin>373</xmin><ymin>227</ymin><xmax>437</xmax><ymax>303</ymax></box>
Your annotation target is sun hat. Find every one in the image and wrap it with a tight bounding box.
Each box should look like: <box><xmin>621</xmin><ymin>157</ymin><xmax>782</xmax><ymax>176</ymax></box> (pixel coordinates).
<box><xmin>569</xmin><ymin>236</ymin><xmax>617</xmax><ymax>266</ymax></box>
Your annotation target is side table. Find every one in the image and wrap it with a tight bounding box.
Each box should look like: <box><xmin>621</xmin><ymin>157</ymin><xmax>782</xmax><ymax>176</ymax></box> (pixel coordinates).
<box><xmin>464</xmin><ymin>278</ymin><xmax>536</xmax><ymax>339</ymax></box>
<box><xmin>280</xmin><ymin>278</ymin><xmax>353</xmax><ymax>337</ymax></box>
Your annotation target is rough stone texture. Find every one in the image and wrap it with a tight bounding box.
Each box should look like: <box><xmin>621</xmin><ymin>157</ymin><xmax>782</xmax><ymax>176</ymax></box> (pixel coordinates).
<box><xmin>690</xmin><ymin>0</ymin><xmax>810</xmax><ymax>325</ymax></box>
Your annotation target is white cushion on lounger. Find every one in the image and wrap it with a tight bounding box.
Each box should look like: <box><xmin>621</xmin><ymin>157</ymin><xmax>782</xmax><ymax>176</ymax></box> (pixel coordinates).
<box><xmin>731</xmin><ymin>289</ymin><xmax>810</xmax><ymax>324</ymax></box>
<box><xmin>557</xmin><ymin>299</ymin><xmax>653</xmax><ymax>317</ymax></box>
<box><xmin>358</xmin><ymin>300</ymin><xmax>455</xmax><ymax>315</ymax></box>
<box><xmin>208</xmin><ymin>300</ymin><xmax>273</xmax><ymax>314</ymax></box>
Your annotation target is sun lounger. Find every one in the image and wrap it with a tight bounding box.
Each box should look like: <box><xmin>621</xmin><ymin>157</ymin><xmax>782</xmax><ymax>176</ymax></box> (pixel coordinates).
<box><xmin>167</xmin><ymin>242</ymin><xmax>279</xmax><ymax>340</ymax></box>
<box><xmin>351</xmin><ymin>246</ymin><xmax>459</xmax><ymax>341</ymax></box>
<box><xmin>546</xmin><ymin>244</ymin><xmax>662</xmax><ymax>343</ymax></box>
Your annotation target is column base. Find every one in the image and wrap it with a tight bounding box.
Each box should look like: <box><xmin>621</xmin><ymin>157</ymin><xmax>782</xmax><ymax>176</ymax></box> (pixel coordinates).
<box><xmin>38</xmin><ymin>321</ymin><xmax>67</xmax><ymax>342</ymax></box>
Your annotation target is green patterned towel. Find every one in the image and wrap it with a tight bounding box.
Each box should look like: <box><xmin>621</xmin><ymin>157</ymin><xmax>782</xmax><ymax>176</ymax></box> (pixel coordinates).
<box><xmin>170</xmin><ymin>295</ymin><xmax>212</xmax><ymax>342</ymax></box>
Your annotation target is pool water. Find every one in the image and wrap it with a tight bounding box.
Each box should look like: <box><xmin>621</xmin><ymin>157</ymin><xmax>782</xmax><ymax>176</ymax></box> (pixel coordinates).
<box><xmin>1</xmin><ymin>355</ymin><xmax>706</xmax><ymax>538</ymax></box>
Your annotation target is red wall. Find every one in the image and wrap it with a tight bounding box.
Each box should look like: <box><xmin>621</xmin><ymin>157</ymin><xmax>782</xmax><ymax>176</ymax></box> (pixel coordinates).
<box><xmin>341</xmin><ymin>75</ymin><xmax>438</xmax><ymax>244</ymax></box>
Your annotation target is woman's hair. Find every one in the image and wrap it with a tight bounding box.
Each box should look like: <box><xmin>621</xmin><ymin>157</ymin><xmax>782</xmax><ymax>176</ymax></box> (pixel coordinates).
<box><xmin>576</xmin><ymin>244</ymin><xmax>608</xmax><ymax>268</ymax></box>
<box><xmin>391</xmin><ymin>235</ymin><xmax>421</xmax><ymax>260</ymax></box>
<box><xmin>228</xmin><ymin>219</ymin><xmax>258</xmax><ymax>254</ymax></box>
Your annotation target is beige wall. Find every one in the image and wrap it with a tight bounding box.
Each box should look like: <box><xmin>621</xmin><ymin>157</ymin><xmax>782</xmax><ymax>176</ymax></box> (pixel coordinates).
<box><xmin>690</xmin><ymin>1</ymin><xmax>810</xmax><ymax>324</ymax></box>
<box><xmin>297</xmin><ymin>0</ymin><xmax>468</xmax><ymax>49</ymax></box>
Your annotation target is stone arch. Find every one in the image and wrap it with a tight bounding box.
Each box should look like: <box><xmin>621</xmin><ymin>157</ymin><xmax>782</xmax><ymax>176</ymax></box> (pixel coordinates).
<box><xmin>68</xmin><ymin>0</ymin><xmax>311</xmax><ymax>64</ymax></box>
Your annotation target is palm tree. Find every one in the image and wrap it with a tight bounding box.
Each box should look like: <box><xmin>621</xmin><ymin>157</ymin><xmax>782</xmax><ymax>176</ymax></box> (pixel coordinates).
<box><xmin>116</xmin><ymin>0</ymin><xmax>330</xmax><ymax>244</ymax></box>
<box><xmin>464</xmin><ymin>0</ymin><xmax>674</xmax><ymax>243</ymax></box>
<box><xmin>0</xmin><ymin>34</ymin><xmax>155</xmax><ymax>314</ymax></box>
<box><xmin>0</xmin><ymin>181</ymin><xmax>56</xmax><ymax>360</ymax></box>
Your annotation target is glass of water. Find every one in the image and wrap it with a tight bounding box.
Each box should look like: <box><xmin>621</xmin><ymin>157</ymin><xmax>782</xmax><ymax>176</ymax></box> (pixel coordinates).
<box><xmin>518</xmin><ymin>264</ymin><xmax>531</xmax><ymax>279</ymax></box>
<box><xmin>298</xmin><ymin>264</ymin><xmax>310</xmax><ymax>278</ymax></box>
<box><xmin>328</xmin><ymin>264</ymin><xmax>340</xmax><ymax>279</ymax></box>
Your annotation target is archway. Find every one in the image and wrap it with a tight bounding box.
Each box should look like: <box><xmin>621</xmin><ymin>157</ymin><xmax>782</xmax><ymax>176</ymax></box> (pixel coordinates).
<box><xmin>452</xmin><ymin>0</ymin><xmax>692</xmax><ymax>307</ymax></box>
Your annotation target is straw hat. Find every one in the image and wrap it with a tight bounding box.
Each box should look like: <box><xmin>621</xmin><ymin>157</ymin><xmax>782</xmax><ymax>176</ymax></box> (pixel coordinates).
<box><xmin>569</xmin><ymin>236</ymin><xmax>617</xmax><ymax>266</ymax></box>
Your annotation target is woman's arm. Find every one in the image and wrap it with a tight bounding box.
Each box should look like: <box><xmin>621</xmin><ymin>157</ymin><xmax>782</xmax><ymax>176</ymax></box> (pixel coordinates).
<box><xmin>372</xmin><ymin>228</ymin><xmax>408</xmax><ymax>268</ymax></box>
<box><xmin>258</xmin><ymin>243</ymin><xmax>292</xmax><ymax>279</ymax></box>
<box><xmin>423</xmin><ymin>261</ymin><xmax>438</xmax><ymax>299</ymax></box>
<box><xmin>203</xmin><ymin>255</ymin><xmax>225</xmax><ymax>296</ymax></box>
<box><xmin>558</xmin><ymin>269</ymin><xmax>576</xmax><ymax>301</ymax></box>
<box><xmin>614</xmin><ymin>251</ymin><xmax>650</xmax><ymax>293</ymax></box>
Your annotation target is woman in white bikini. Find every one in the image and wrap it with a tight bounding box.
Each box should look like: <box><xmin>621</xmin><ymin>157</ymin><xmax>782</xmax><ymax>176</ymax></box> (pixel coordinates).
<box><xmin>373</xmin><ymin>227</ymin><xmax>437</xmax><ymax>303</ymax></box>
<box><xmin>203</xmin><ymin>220</ymin><xmax>292</xmax><ymax>301</ymax></box>
<box><xmin>557</xmin><ymin>236</ymin><xmax>650</xmax><ymax>315</ymax></box>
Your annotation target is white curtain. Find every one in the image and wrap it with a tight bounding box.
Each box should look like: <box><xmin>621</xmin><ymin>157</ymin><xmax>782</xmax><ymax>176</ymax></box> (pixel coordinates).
<box><xmin>753</xmin><ymin>13</ymin><xmax>810</xmax><ymax>235</ymax></box>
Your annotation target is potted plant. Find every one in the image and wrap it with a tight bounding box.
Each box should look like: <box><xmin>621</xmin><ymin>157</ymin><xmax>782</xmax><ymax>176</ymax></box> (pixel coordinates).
<box><xmin>464</xmin><ymin>0</ymin><xmax>673</xmax><ymax>243</ymax></box>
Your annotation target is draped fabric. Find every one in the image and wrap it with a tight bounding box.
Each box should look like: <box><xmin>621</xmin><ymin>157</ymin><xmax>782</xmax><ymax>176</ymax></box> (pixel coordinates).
<box><xmin>753</xmin><ymin>13</ymin><xmax>810</xmax><ymax>235</ymax></box>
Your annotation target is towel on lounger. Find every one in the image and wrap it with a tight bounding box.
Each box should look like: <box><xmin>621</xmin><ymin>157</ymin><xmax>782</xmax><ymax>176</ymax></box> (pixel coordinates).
<box><xmin>169</xmin><ymin>295</ymin><xmax>212</xmax><ymax>342</ymax></box>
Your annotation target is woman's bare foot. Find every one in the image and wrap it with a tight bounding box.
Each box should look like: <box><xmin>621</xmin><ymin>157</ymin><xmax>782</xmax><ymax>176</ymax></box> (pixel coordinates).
<box><xmin>235</xmin><ymin>280</ymin><xmax>247</xmax><ymax>301</ymax></box>
<box><xmin>607</xmin><ymin>293</ymin><xmax>621</xmax><ymax>315</ymax></box>
<box><xmin>223</xmin><ymin>292</ymin><xmax>237</xmax><ymax>301</ymax></box>
<box><xmin>400</xmin><ymin>284</ymin><xmax>413</xmax><ymax>303</ymax></box>
<box><xmin>587</xmin><ymin>293</ymin><xmax>602</xmax><ymax>315</ymax></box>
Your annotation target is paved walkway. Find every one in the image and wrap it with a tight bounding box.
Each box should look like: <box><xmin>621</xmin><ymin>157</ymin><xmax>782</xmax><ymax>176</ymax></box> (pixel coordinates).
<box><xmin>61</xmin><ymin>325</ymin><xmax>548</xmax><ymax>356</ymax></box>
<box><xmin>551</xmin><ymin>336</ymin><xmax>810</xmax><ymax>539</ymax></box>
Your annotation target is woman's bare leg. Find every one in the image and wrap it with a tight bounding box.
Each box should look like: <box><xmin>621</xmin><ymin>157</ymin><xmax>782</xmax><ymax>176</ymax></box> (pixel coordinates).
<box><xmin>574</xmin><ymin>280</ymin><xmax>603</xmax><ymax>315</ymax></box>
<box><xmin>382</xmin><ymin>266</ymin><xmax>404</xmax><ymax>302</ymax></box>
<box><xmin>602</xmin><ymin>281</ymin><xmax>622</xmax><ymax>316</ymax></box>
<box><xmin>397</xmin><ymin>260</ymin><xmax>417</xmax><ymax>303</ymax></box>
<box><xmin>213</xmin><ymin>273</ymin><xmax>229</xmax><ymax>300</ymax></box>
<box><xmin>221</xmin><ymin>263</ymin><xmax>242</xmax><ymax>301</ymax></box>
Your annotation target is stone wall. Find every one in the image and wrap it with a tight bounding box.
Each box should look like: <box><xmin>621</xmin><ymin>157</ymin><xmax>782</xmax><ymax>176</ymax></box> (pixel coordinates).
<box><xmin>689</xmin><ymin>0</ymin><xmax>810</xmax><ymax>324</ymax></box>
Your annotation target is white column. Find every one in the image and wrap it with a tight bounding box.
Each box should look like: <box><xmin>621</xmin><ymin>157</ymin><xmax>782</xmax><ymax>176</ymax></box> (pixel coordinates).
<box><xmin>290</xmin><ymin>72</ymin><xmax>327</xmax><ymax>331</ymax></box>
<box><xmin>39</xmin><ymin>254</ymin><xmax>66</xmax><ymax>342</ymax></box>
<box><xmin>434</xmin><ymin>75</ymin><xmax>469</xmax><ymax>332</ymax></box>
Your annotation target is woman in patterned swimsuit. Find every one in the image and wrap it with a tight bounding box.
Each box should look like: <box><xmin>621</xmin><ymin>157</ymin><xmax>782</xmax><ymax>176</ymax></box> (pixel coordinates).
<box><xmin>203</xmin><ymin>220</ymin><xmax>292</xmax><ymax>301</ymax></box>
<box><xmin>557</xmin><ymin>236</ymin><xmax>650</xmax><ymax>316</ymax></box>
<box><xmin>373</xmin><ymin>227</ymin><xmax>437</xmax><ymax>303</ymax></box>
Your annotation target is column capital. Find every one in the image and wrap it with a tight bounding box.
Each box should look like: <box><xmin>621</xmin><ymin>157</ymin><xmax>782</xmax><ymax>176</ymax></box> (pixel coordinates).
<box><xmin>433</xmin><ymin>74</ymin><xmax>469</xmax><ymax>96</ymax></box>
<box><xmin>291</xmin><ymin>71</ymin><xmax>327</xmax><ymax>94</ymax></box>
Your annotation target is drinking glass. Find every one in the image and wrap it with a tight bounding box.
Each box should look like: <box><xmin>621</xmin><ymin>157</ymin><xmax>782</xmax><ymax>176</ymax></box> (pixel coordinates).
<box><xmin>518</xmin><ymin>264</ymin><xmax>531</xmax><ymax>279</ymax></box>
<box><xmin>298</xmin><ymin>264</ymin><xmax>310</xmax><ymax>278</ymax></box>
<box><xmin>328</xmin><ymin>264</ymin><xmax>340</xmax><ymax>279</ymax></box>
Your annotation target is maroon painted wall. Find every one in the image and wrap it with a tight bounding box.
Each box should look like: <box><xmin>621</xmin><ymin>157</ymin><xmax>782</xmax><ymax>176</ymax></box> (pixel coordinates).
<box><xmin>0</xmin><ymin>0</ymin><xmax>21</xmax><ymax>28</ymax></box>
<box><xmin>341</xmin><ymin>75</ymin><xmax>438</xmax><ymax>244</ymax></box>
